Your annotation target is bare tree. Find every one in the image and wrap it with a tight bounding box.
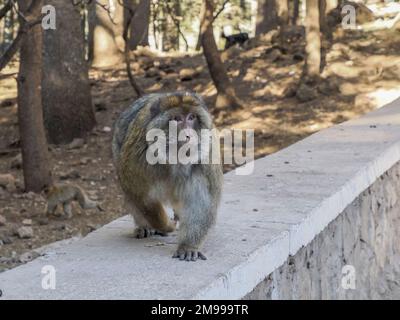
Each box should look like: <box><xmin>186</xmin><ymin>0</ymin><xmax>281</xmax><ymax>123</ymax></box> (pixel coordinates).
<box><xmin>304</xmin><ymin>0</ymin><xmax>321</xmax><ymax>78</ymax></box>
<box><xmin>277</xmin><ymin>0</ymin><xmax>289</xmax><ymax>27</ymax></box>
<box><xmin>291</xmin><ymin>0</ymin><xmax>300</xmax><ymax>25</ymax></box>
<box><xmin>42</xmin><ymin>0</ymin><xmax>96</xmax><ymax>145</ymax></box>
<box><xmin>92</xmin><ymin>0</ymin><xmax>124</xmax><ymax>67</ymax></box>
<box><xmin>125</xmin><ymin>0</ymin><xmax>150</xmax><ymax>50</ymax></box>
<box><xmin>16</xmin><ymin>0</ymin><xmax>52</xmax><ymax>192</ymax></box>
<box><xmin>256</xmin><ymin>0</ymin><xmax>279</xmax><ymax>35</ymax></box>
<box><xmin>200</xmin><ymin>0</ymin><xmax>242</xmax><ymax>109</ymax></box>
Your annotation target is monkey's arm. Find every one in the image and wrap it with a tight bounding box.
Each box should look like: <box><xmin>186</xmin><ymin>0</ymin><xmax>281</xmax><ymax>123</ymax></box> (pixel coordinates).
<box><xmin>173</xmin><ymin>172</ymin><xmax>219</xmax><ymax>261</ymax></box>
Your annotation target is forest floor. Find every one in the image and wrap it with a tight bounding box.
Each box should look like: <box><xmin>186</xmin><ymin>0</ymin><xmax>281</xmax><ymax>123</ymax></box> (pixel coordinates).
<box><xmin>1</xmin><ymin>24</ymin><xmax>400</xmax><ymax>271</ymax></box>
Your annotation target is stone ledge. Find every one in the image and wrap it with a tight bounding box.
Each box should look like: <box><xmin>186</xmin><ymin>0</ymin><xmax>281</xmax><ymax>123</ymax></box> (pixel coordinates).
<box><xmin>1</xmin><ymin>98</ymin><xmax>400</xmax><ymax>299</ymax></box>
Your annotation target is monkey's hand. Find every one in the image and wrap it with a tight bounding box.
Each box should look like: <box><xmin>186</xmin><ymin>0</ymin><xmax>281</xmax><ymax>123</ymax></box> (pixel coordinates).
<box><xmin>172</xmin><ymin>246</ymin><xmax>207</xmax><ymax>262</ymax></box>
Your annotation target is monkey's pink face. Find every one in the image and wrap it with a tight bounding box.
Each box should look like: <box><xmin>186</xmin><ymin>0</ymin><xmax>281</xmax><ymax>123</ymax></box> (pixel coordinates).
<box><xmin>170</xmin><ymin>112</ymin><xmax>199</xmax><ymax>143</ymax></box>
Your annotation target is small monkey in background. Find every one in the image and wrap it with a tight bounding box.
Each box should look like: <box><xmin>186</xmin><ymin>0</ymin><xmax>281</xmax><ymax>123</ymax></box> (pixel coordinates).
<box><xmin>112</xmin><ymin>91</ymin><xmax>223</xmax><ymax>261</ymax></box>
<box><xmin>44</xmin><ymin>184</ymin><xmax>104</xmax><ymax>218</ymax></box>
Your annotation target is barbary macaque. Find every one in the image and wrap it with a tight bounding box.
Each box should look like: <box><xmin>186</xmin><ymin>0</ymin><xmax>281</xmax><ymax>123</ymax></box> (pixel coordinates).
<box><xmin>112</xmin><ymin>91</ymin><xmax>223</xmax><ymax>261</ymax></box>
<box><xmin>45</xmin><ymin>184</ymin><xmax>104</xmax><ymax>218</ymax></box>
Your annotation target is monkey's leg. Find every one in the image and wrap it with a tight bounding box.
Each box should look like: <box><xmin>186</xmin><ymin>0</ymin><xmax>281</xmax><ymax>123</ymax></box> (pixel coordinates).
<box><xmin>131</xmin><ymin>209</ymin><xmax>156</xmax><ymax>239</ymax></box>
<box><xmin>142</xmin><ymin>202</ymin><xmax>176</xmax><ymax>236</ymax></box>
<box><xmin>172</xmin><ymin>194</ymin><xmax>215</xmax><ymax>262</ymax></box>
<box><xmin>46</xmin><ymin>202</ymin><xmax>58</xmax><ymax>216</ymax></box>
<box><xmin>63</xmin><ymin>202</ymin><xmax>73</xmax><ymax>219</ymax></box>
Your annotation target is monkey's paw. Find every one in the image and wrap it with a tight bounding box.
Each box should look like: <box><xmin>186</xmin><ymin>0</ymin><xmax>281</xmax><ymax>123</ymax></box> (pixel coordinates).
<box><xmin>134</xmin><ymin>227</ymin><xmax>169</xmax><ymax>238</ymax></box>
<box><xmin>133</xmin><ymin>227</ymin><xmax>156</xmax><ymax>239</ymax></box>
<box><xmin>172</xmin><ymin>248</ymin><xmax>207</xmax><ymax>262</ymax></box>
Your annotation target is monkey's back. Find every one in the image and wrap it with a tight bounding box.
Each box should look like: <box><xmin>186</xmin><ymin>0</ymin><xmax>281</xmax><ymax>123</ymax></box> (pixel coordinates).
<box><xmin>112</xmin><ymin>94</ymin><xmax>162</xmax><ymax>163</ymax></box>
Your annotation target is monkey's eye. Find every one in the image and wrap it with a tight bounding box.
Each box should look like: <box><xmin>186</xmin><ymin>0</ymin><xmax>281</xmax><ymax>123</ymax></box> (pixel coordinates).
<box><xmin>187</xmin><ymin>113</ymin><xmax>196</xmax><ymax>121</ymax></box>
<box><xmin>173</xmin><ymin>115</ymin><xmax>184</xmax><ymax>122</ymax></box>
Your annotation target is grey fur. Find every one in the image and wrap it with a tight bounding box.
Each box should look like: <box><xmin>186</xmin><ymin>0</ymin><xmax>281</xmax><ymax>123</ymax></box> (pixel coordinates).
<box><xmin>112</xmin><ymin>92</ymin><xmax>222</xmax><ymax>261</ymax></box>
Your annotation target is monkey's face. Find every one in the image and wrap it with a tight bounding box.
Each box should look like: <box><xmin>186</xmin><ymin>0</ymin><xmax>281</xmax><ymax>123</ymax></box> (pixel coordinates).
<box><xmin>144</xmin><ymin>93</ymin><xmax>215</xmax><ymax>165</ymax></box>
<box><xmin>167</xmin><ymin>110</ymin><xmax>200</xmax><ymax>146</ymax></box>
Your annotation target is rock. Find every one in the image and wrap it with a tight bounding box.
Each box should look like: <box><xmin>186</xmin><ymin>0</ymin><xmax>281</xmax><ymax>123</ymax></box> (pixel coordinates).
<box><xmin>1</xmin><ymin>235</ymin><xmax>12</xmax><ymax>245</ymax></box>
<box><xmin>80</xmin><ymin>157</ymin><xmax>91</xmax><ymax>165</ymax></box>
<box><xmin>179</xmin><ymin>68</ymin><xmax>200</xmax><ymax>81</ymax></box>
<box><xmin>0</xmin><ymin>173</ymin><xmax>16</xmax><ymax>192</ymax></box>
<box><xmin>268</xmin><ymin>48</ymin><xmax>283</xmax><ymax>62</ymax></box>
<box><xmin>293</xmin><ymin>52</ymin><xmax>304</xmax><ymax>61</ymax></box>
<box><xmin>10</xmin><ymin>153</ymin><xmax>22</xmax><ymax>169</ymax></box>
<box><xmin>317</xmin><ymin>80</ymin><xmax>339</xmax><ymax>96</ymax></box>
<box><xmin>95</xmin><ymin>103</ymin><xmax>107</xmax><ymax>112</ymax></box>
<box><xmin>19</xmin><ymin>251</ymin><xmax>40</xmax><ymax>263</ymax></box>
<box><xmin>87</xmin><ymin>223</ymin><xmax>100</xmax><ymax>232</ymax></box>
<box><xmin>20</xmin><ymin>191</ymin><xmax>37</xmax><ymax>200</ymax></box>
<box><xmin>60</xmin><ymin>169</ymin><xmax>80</xmax><ymax>180</ymax></box>
<box><xmin>0</xmin><ymin>215</ymin><xmax>6</xmax><ymax>226</ymax></box>
<box><xmin>67</xmin><ymin>138</ymin><xmax>85</xmax><ymax>150</ymax></box>
<box><xmin>342</xmin><ymin>1</ymin><xmax>375</xmax><ymax>24</ymax></box>
<box><xmin>145</xmin><ymin>67</ymin><xmax>159</xmax><ymax>78</ymax></box>
<box><xmin>37</xmin><ymin>217</ymin><xmax>49</xmax><ymax>226</ymax></box>
<box><xmin>102</xmin><ymin>126</ymin><xmax>112</xmax><ymax>133</ymax></box>
<box><xmin>17</xmin><ymin>226</ymin><xmax>33</xmax><ymax>239</ymax></box>
<box><xmin>296</xmin><ymin>83</ymin><xmax>318</xmax><ymax>102</ymax></box>
<box><xmin>22</xmin><ymin>219</ymin><xmax>32</xmax><ymax>226</ymax></box>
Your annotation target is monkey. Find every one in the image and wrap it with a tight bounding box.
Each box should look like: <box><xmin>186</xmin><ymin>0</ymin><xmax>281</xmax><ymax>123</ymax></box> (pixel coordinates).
<box><xmin>112</xmin><ymin>91</ymin><xmax>223</xmax><ymax>262</ymax></box>
<box><xmin>221</xmin><ymin>31</ymin><xmax>249</xmax><ymax>49</ymax></box>
<box><xmin>44</xmin><ymin>184</ymin><xmax>104</xmax><ymax>218</ymax></box>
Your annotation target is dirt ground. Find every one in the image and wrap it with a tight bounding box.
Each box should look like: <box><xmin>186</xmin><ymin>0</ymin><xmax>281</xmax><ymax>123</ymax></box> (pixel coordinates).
<box><xmin>1</xmin><ymin>25</ymin><xmax>400</xmax><ymax>272</ymax></box>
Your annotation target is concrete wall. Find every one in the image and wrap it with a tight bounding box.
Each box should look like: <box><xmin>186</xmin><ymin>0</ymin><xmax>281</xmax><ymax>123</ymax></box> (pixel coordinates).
<box><xmin>245</xmin><ymin>162</ymin><xmax>400</xmax><ymax>299</ymax></box>
<box><xmin>1</xmin><ymin>98</ymin><xmax>400</xmax><ymax>299</ymax></box>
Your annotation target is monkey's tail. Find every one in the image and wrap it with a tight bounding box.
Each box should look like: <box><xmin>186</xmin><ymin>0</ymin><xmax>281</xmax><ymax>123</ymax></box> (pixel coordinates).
<box><xmin>76</xmin><ymin>187</ymin><xmax>100</xmax><ymax>210</ymax></box>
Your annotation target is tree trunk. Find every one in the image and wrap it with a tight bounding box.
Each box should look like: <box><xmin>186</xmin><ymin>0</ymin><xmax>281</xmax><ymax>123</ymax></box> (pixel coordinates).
<box><xmin>42</xmin><ymin>0</ymin><xmax>96</xmax><ymax>145</ymax></box>
<box><xmin>162</xmin><ymin>0</ymin><xmax>179</xmax><ymax>52</ymax></box>
<box><xmin>319</xmin><ymin>0</ymin><xmax>328</xmax><ymax>34</ymax></box>
<box><xmin>292</xmin><ymin>0</ymin><xmax>300</xmax><ymax>25</ymax></box>
<box><xmin>16</xmin><ymin>0</ymin><xmax>52</xmax><ymax>192</ymax></box>
<box><xmin>2</xmin><ymin>6</ymin><xmax>14</xmax><ymax>50</ymax></box>
<box><xmin>325</xmin><ymin>0</ymin><xmax>338</xmax><ymax>13</ymax></box>
<box><xmin>304</xmin><ymin>0</ymin><xmax>321</xmax><ymax>78</ymax></box>
<box><xmin>195</xmin><ymin>1</ymin><xmax>206</xmax><ymax>51</ymax></box>
<box><xmin>256</xmin><ymin>0</ymin><xmax>279</xmax><ymax>35</ymax></box>
<box><xmin>92</xmin><ymin>0</ymin><xmax>124</xmax><ymax>67</ymax></box>
<box><xmin>277</xmin><ymin>0</ymin><xmax>289</xmax><ymax>27</ymax></box>
<box><xmin>200</xmin><ymin>0</ymin><xmax>242</xmax><ymax>109</ymax></box>
<box><xmin>125</xmin><ymin>0</ymin><xmax>151</xmax><ymax>50</ymax></box>
<box><xmin>87</xmin><ymin>0</ymin><xmax>96</xmax><ymax>62</ymax></box>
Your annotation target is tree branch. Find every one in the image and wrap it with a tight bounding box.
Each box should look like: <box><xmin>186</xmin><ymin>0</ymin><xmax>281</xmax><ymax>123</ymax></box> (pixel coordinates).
<box><xmin>164</xmin><ymin>0</ymin><xmax>189</xmax><ymax>51</ymax></box>
<box><xmin>212</xmin><ymin>0</ymin><xmax>229</xmax><ymax>22</ymax></box>
<box><xmin>0</xmin><ymin>0</ymin><xmax>12</xmax><ymax>20</ymax></box>
<box><xmin>0</xmin><ymin>1</ymin><xmax>44</xmax><ymax>71</ymax></box>
<box><xmin>123</xmin><ymin>8</ymin><xmax>144</xmax><ymax>97</ymax></box>
<box><xmin>0</xmin><ymin>21</ymin><xmax>42</xmax><ymax>71</ymax></box>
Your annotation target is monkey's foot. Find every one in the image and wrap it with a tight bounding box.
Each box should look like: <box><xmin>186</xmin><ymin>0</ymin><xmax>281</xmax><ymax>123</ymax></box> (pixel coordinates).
<box><xmin>172</xmin><ymin>248</ymin><xmax>207</xmax><ymax>262</ymax></box>
<box><xmin>133</xmin><ymin>227</ymin><xmax>156</xmax><ymax>239</ymax></box>
<box><xmin>134</xmin><ymin>227</ymin><xmax>168</xmax><ymax>238</ymax></box>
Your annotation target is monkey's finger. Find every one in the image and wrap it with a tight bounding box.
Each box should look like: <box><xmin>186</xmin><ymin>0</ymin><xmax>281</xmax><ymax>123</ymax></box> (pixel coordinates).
<box><xmin>191</xmin><ymin>251</ymin><xmax>198</xmax><ymax>261</ymax></box>
<box><xmin>179</xmin><ymin>252</ymin><xmax>186</xmax><ymax>260</ymax></box>
<box><xmin>185</xmin><ymin>252</ymin><xmax>192</xmax><ymax>262</ymax></box>
<box><xmin>198</xmin><ymin>252</ymin><xmax>207</xmax><ymax>260</ymax></box>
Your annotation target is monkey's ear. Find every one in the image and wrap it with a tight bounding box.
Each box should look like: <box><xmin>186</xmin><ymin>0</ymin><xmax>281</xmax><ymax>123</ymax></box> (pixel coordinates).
<box><xmin>182</xmin><ymin>95</ymin><xmax>198</xmax><ymax>106</ymax></box>
<box><xmin>160</xmin><ymin>95</ymin><xmax>182</xmax><ymax>110</ymax></box>
<box><xmin>149</xmin><ymin>101</ymin><xmax>161</xmax><ymax>118</ymax></box>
